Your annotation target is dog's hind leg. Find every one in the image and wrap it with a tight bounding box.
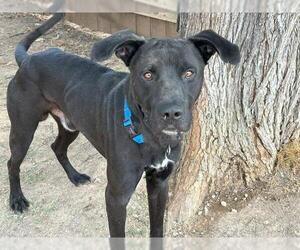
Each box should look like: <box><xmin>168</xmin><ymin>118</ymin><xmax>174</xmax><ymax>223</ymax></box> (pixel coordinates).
<box><xmin>51</xmin><ymin>116</ymin><xmax>91</xmax><ymax>186</ymax></box>
<box><xmin>7</xmin><ymin>81</ymin><xmax>46</xmax><ymax>213</ymax></box>
<box><xmin>8</xmin><ymin>123</ymin><xmax>38</xmax><ymax>213</ymax></box>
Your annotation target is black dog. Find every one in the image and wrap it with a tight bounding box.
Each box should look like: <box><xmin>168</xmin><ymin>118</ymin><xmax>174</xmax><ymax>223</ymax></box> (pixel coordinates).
<box><xmin>7</xmin><ymin>14</ymin><xmax>240</xmax><ymax>237</ymax></box>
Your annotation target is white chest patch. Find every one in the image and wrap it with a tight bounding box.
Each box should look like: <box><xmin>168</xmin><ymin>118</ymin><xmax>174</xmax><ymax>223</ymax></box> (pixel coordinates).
<box><xmin>149</xmin><ymin>147</ymin><xmax>174</xmax><ymax>172</ymax></box>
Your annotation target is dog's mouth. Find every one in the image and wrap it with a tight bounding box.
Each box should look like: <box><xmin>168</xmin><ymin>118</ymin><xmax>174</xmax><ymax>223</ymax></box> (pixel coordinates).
<box><xmin>161</xmin><ymin>125</ymin><xmax>185</xmax><ymax>143</ymax></box>
<box><xmin>136</xmin><ymin>103</ymin><xmax>185</xmax><ymax>145</ymax></box>
<box><xmin>162</xmin><ymin>129</ymin><xmax>179</xmax><ymax>137</ymax></box>
<box><xmin>159</xmin><ymin>128</ymin><xmax>184</xmax><ymax>147</ymax></box>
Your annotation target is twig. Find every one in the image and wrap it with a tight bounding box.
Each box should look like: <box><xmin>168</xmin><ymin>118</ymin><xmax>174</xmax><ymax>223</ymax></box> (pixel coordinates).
<box><xmin>9</xmin><ymin>32</ymin><xmax>26</xmax><ymax>38</ymax></box>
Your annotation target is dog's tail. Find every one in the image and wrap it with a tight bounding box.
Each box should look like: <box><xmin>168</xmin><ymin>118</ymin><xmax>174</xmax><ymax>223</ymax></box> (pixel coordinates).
<box><xmin>15</xmin><ymin>13</ymin><xmax>65</xmax><ymax>67</ymax></box>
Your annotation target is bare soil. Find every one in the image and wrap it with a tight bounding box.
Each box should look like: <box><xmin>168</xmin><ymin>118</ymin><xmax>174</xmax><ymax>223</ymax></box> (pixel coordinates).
<box><xmin>0</xmin><ymin>13</ymin><xmax>299</xmax><ymax>237</ymax></box>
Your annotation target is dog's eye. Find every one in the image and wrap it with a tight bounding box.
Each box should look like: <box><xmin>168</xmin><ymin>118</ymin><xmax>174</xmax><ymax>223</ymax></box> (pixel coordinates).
<box><xmin>183</xmin><ymin>70</ymin><xmax>195</xmax><ymax>79</ymax></box>
<box><xmin>143</xmin><ymin>71</ymin><xmax>153</xmax><ymax>81</ymax></box>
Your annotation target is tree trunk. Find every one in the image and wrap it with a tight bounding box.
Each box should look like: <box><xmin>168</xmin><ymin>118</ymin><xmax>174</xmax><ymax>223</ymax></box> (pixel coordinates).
<box><xmin>166</xmin><ymin>12</ymin><xmax>300</xmax><ymax>227</ymax></box>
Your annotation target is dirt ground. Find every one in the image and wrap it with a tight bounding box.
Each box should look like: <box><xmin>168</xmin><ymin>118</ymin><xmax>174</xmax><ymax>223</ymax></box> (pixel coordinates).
<box><xmin>0</xmin><ymin>13</ymin><xmax>299</xmax><ymax>238</ymax></box>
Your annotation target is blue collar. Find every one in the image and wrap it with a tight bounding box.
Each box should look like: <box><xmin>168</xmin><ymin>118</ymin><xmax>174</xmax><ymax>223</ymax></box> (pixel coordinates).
<box><xmin>123</xmin><ymin>99</ymin><xmax>144</xmax><ymax>144</ymax></box>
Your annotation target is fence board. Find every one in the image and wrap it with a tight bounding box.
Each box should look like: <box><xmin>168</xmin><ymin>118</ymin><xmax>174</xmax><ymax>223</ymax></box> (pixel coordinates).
<box><xmin>66</xmin><ymin>13</ymin><xmax>177</xmax><ymax>38</ymax></box>
<box><xmin>150</xmin><ymin>17</ymin><xmax>166</xmax><ymax>37</ymax></box>
<box><xmin>136</xmin><ymin>15</ymin><xmax>151</xmax><ymax>37</ymax></box>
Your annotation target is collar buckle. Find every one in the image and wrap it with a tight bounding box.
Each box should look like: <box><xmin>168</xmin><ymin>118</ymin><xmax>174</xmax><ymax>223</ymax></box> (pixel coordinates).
<box><xmin>123</xmin><ymin>119</ymin><xmax>132</xmax><ymax>127</ymax></box>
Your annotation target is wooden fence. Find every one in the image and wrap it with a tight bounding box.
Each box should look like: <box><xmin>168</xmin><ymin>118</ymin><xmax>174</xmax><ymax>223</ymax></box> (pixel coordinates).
<box><xmin>66</xmin><ymin>12</ymin><xmax>178</xmax><ymax>38</ymax></box>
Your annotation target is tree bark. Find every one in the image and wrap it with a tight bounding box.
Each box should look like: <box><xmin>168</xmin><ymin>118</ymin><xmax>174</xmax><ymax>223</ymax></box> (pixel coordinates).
<box><xmin>166</xmin><ymin>12</ymin><xmax>300</xmax><ymax>227</ymax></box>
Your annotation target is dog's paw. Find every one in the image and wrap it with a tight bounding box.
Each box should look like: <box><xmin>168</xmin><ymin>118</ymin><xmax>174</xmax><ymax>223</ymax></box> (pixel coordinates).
<box><xmin>69</xmin><ymin>173</ymin><xmax>91</xmax><ymax>186</ymax></box>
<box><xmin>10</xmin><ymin>193</ymin><xmax>29</xmax><ymax>213</ymax></box>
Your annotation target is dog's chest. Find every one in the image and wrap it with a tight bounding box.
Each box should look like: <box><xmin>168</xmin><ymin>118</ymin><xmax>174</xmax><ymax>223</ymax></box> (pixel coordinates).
<box><xmin>149</xmin><ymin>153</ymin><xmax>174</xmax><ymax>172</ymax></box>
<box><xmin>141</xmin><ymin>146</ymin><xmax>175</xmax><ymax>174</ymax></box>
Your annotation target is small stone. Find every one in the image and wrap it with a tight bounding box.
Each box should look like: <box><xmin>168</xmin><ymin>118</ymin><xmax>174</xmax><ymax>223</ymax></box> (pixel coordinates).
<box><xmin>197</xmin><ymin>210</ymin><xmax>203</xmax><ymax>216</ymax></box>
<box><xmin>212</xmin><ymin>194</ymin><xmax>216</xmax><ymax>199</ymax></box>
<box><xmin>56</xmin><ymin>40</ymin><xmax>65</xmax><ymax>46</ymax></box>
<box><xmin>295</xmin><ymin>230</ymin><xmax>300</xmax><ymax>236</ymax></box>
<box><xmin>93</xmin><ymin>177</ymin><xmax>101</xmax><ymax>183</ymax></box>
<box><xmin>231</xmin><ymin>209</ymin><xmax>238</xmax><ymax>213</ymax></box>
<box><xmin>221</xmin><ymin>201</ymin><xmax>227</xmax><ymax>207</ymax></box>
<box><xmin>204</xmin><ymin>206</ymin><xmax>209</xmax><ymax>215</ymax></box>
<box><xmin>0</xmin><ymin>58</ymin><xmax>7</xmax><ymax>64</ymax></box>
<box><xmin>244</xmin><ymin>193</ymin><xmax>248</xmax><ymax>198</ymax></box>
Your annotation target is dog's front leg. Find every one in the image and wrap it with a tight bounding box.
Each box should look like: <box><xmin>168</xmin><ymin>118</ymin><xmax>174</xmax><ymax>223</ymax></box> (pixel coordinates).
<box><xmin>105</xmin><ymin>163</ymin><xmax>144</xmax><ymax>237</ymax></box>
<box><xmin>146</xmin><ymin>174</ymin><xmax>169</xmax><ymax>237</ymax></box>
<box><xmin>105</xmin><ymin>186</ymin><xmax>129</xmax><ymax>237</ymax></box>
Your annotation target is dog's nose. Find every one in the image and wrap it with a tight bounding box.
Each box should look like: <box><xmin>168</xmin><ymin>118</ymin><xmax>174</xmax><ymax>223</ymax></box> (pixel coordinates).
<box><xmin>161</xmin><ymin>107</ymin><xmax>183</xmax><ymax>121</ymax></box>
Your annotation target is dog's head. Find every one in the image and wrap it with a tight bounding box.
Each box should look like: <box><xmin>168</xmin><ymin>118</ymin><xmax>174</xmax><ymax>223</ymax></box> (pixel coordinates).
<box><xmin>91</xmin><ymin>30</ymin><xmax>240</xmax><ymax>147</ymax></box>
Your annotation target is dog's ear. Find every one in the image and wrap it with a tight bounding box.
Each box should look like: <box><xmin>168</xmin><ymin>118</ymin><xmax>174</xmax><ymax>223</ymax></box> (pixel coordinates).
<box><xmin>188</xmin><ymin>30</ymin><xmax>240</xmax><ymax>65</ymax></box>
<box><xmin>91</xmin><ymin>29</ymin><xmax>145</xmax><ymax>66</ymax></box>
